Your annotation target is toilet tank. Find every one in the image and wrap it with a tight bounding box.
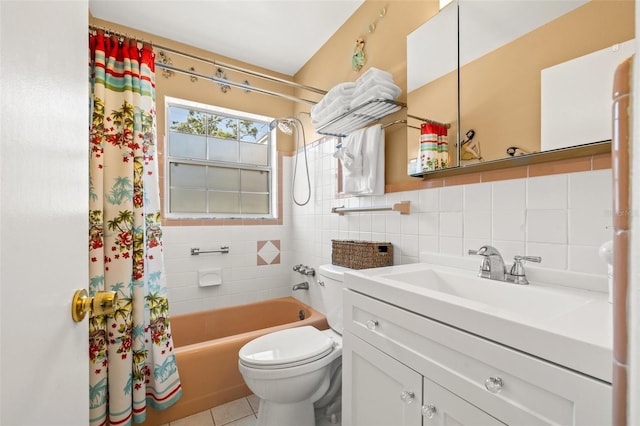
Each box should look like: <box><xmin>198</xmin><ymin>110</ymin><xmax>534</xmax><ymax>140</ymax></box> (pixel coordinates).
<box><xmin>318</xmin><ymin>264</ymin><xmax>351</xmax><ymax>334</ymax></box>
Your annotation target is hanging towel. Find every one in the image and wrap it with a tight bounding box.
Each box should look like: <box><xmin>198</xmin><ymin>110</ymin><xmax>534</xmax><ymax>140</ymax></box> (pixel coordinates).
<box><xmin>335</xmin><ymin>125</ymin><xmax>384</xmax><ymax>196</ymax></box>
<box><xmin>361</xmin><ymin>124</ymin><xmax>385</xmax><ymax>195</ymax></box>
<box><xmin>334</xmin><ymin>127</ymin><xmax>366</xmax><ymax>194</ymax></box>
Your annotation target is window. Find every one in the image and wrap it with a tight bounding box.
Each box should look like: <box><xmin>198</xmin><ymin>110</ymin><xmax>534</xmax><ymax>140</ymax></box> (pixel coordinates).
<box><xmin>165</xmin><ymin>97</ymin><xmax>277</xmax><ymax>219</ymax></box>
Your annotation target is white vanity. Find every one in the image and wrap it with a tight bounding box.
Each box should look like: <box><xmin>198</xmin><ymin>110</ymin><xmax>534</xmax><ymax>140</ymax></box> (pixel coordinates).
<box><xmin>342</xmin><ymin>253</ymin><xmax>612</xmax><ymax>425</ymax></box>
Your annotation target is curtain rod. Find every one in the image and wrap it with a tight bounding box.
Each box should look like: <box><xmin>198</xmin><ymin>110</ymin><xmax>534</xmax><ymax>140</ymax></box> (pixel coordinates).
<box><xmin>156</xmin><ymin>62</ymin><xmax>317</xmax><ymax>105</ymax></box>
<box><xmin>407</xmin><ymin>113</ymin><xmax>451</xmax><ymax>129</ymax></box>
<box><xmin>88</xmin><ymin>25</ymin><xmax>327</xmax><ymax>97</ymax></box>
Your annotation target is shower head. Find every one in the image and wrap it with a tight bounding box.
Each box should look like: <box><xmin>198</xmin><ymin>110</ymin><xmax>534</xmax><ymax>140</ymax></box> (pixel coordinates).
<box><xmin>269</xmin><ymin>117</ymin><xmax>296</xmax><ymax>135</ymax></box>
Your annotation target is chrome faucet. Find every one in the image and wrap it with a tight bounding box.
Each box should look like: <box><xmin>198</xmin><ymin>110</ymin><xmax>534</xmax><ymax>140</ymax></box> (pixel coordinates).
<box><xmin>469</xmin><ymin>246</ymin><xmax>542</xmax><ymax>285</ymax></box>
<box><xmin>292</xmin><ymin>281</ymin><xmax>309</xmax><ymax>291</ymax></box>
<box><xmin>468</xmin><ymin>245</ymin><xmax>506</xmax><ymax>281</ymax></box>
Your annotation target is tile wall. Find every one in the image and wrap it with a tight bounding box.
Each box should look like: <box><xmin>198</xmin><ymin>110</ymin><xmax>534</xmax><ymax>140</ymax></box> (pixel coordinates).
<box><xmin>291</xmin><ymin>137</ymin><xmax>614</xmax><ymax>280</ymax></box>
<box><xmin>163</xmin><ymin>137</ymin><xmax>614</xmax><ymax>316</ymax></box>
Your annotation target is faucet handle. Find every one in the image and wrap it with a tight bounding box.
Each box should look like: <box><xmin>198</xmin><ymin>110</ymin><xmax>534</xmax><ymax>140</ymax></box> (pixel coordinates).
<box><xmin>513</xmin><ymin>255</ymin><xmax>541</xmax><ymax>264</ymax></box>
<box><xmin>508</xmin><ymin>255</ymin><xmax>542</xmax><ymax>285</ymax></box>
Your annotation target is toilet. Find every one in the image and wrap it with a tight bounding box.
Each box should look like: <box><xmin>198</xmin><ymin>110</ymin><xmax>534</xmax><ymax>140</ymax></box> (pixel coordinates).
<box><xmin>238</xmin><ymin>264</ymin><xmax>349</xmax><ymax>426</ymax></box>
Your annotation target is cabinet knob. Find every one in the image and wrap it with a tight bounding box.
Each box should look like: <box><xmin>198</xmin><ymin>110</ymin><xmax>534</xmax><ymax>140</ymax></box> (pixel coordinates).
<box><xmin>400</xmin><ymin>391</ymin><xmax>415</xmax><ymax>404</ymax></box>
<box><xmin>421</xmin><ymin>404</ymin><xmax>437</xmax><ymax>419</ymax></box>
<box><xmin>366</xmin><ymin>319</ymin><xmax>379</xmax><ymax>330</ymax></box>
<box><xmin>484</xmin><ymin>376</ymin><xmax>504</xmax><ymax>393</ymax></box>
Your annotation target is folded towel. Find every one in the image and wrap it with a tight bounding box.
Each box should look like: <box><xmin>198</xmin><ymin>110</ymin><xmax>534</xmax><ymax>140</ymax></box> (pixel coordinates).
<box><xmin>354</xmin><ymin>76</ymin><xmax>401</xmax><ymax>97</ymax></box>
<box><xmin>356</xmin><ymin>67</ymin><xmax>394</xmax><ymax>86</ymax></box>
<box><xmin>311</xmin><ymin>96</ymin><xmax>351</xmax><ymax>126</ymax></box>
<box><xmin>311</xmin><ymin>82</ymin><xmax>356</xmax><ymax>124</ymax></box>
<box><xmin>349</xmin><ymin>85</ymin><xmax>401</xmax><ymax>110</ymax></box>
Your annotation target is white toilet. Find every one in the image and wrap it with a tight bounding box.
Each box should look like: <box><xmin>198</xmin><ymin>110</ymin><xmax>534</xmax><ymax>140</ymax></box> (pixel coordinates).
<box><xmin>238</xmin><ymin>264</ymin><xmax>348</xmax><ymax>426</ymax></box>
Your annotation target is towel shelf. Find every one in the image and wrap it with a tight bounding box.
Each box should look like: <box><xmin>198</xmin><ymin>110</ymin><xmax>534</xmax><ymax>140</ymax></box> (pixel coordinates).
<box><xmin>332</xmin><ymin>201</ymin><xmax>410</xmax><ymax>215</ymax></box>
<box><xmin>316</xmin><ymin>99</ymin><xmax>406</xmax><ymax>137</ymax></box>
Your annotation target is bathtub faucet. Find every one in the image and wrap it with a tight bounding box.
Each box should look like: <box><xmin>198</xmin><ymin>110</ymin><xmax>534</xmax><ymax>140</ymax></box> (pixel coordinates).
<box><xmin>292</xmin><ymin>281</ymin><xmax>309</xmax><ymax>291</ymax></box>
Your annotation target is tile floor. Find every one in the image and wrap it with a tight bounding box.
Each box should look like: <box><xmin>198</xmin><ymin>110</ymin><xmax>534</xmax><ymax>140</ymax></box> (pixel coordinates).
<box><xmin>162</xmin><ymin>395</ymin><xmax>259</xmax><ymax>426</ymax></box>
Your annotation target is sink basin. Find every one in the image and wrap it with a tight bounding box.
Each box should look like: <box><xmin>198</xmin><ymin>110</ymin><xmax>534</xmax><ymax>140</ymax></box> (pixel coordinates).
<box><xmin>378</xmin><ymin>267</ymin><xmax>594</xmax><ymax>322</ymax></box>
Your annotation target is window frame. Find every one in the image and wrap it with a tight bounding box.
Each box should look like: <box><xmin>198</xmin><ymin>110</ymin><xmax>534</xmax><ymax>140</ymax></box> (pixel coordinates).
<box><xmin>163</xmin><ymin>96</ymin><xmax>278</xmax><ymax>221</ymax></box>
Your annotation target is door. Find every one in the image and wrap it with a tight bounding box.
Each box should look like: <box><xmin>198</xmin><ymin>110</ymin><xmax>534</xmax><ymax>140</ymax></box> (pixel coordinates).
<box><xmin>343</xmin><ymin>331</ymin><xmax>423</xmax><ymax>426</ymax></box>
<box><xmin>1</xmin><ymin>1</ymin><xmax>89</xmax><ymax>424</ymax></box>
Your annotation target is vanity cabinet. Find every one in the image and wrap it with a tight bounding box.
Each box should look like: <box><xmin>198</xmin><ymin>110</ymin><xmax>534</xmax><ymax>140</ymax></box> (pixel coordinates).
<box><xmin>342</xmin><ymin>289</ymin><xmax>611</xmax><ymax>425</ymax></box>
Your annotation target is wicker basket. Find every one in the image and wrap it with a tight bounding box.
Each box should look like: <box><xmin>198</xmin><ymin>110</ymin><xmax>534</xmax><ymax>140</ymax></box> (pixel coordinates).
<box><xmin>331</xmin><ymin>240</ymin><xmax>393</xmax><ymax>270</ymax></box>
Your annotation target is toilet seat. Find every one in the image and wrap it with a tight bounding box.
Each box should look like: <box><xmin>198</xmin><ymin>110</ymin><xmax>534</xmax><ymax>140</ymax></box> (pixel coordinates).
<box><xmin>239</xmin><ymin>326</ymin><xmax>335</xmax><ymax>369</ymax></box>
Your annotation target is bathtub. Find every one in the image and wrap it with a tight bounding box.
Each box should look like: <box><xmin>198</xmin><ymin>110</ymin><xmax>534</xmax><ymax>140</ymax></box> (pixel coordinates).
<box><xmin>143</xmin><ymin>296</ymin><xmax>329</xmax><ymax>425</ymax></box>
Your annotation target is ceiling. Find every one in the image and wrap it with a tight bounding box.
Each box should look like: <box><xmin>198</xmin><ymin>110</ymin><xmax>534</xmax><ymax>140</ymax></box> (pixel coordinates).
<box><xmin>88</xmin><ymin>0</ymin><xmax>365</xmax><ymax>76</ymax></box>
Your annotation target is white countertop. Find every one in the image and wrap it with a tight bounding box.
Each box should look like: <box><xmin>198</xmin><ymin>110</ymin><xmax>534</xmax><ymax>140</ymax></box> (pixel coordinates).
<box><xmin>344</xmin><ymin>255</ymin><xmax>613</xmax><ymax>383</ymax></box>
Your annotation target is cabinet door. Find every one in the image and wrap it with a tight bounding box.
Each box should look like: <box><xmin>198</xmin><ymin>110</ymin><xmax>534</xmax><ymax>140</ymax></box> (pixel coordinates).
<box><xmin>343</xmin><ymin>331</ymin><xmax>423</xmax><ymax>426</ymax></box>
<box><xmin>422</xmin><ymin>377</ymin><xmax>506</xmax><ymax>426</ymax></box>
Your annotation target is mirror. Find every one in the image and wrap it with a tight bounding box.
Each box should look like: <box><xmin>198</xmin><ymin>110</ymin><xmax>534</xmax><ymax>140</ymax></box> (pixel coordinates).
<box><xmin>407</xmin><ymin>0</ymin><xmax>634</xmax><ymax>175</ymax></box>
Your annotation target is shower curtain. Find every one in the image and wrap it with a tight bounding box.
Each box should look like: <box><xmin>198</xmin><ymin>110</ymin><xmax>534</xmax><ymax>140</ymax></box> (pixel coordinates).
<box><xmin>419</xmin><ymin>122</ymin><xmax>449</xmax><ymax>171</ymax></box>
<box><xmin>88</xmin><ymin>31</ymin><xmax>181</xmax><ymax>425</ymax></box>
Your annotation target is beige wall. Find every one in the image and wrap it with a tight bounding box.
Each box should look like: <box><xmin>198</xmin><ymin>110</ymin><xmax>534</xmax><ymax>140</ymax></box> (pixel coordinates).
<box><xmin>294</xmin><ymin>0</ymin><xmax>438</xmax><ymax>186</ymax></box>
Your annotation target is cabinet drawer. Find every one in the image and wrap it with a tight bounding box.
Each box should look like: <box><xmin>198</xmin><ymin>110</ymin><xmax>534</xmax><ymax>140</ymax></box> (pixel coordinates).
<box><xmin>344</xmin><ymin>290</ymin><xmax>611</xmax><ymax>425</ymax></box>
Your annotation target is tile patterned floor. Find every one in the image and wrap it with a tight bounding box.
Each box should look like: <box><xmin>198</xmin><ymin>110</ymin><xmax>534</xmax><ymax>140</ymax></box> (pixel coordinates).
<box><xmin>163</xmin><ymin>395</ymin><xmax>259</xmax><ymax>426</ymax></box>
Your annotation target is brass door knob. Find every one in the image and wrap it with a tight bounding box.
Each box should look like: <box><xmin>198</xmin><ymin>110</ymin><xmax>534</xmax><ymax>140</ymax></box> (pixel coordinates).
<box><xmin>71</xmin><ymin>289</ymin><xmax>118</xmax><ymax>322</ymax></box>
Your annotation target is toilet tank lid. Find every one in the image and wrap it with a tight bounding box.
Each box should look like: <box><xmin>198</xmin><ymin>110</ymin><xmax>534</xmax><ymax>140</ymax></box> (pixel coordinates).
<box><xmin>319</xmin><ymin>264</ymin><xmax>352</xmax><ymax>281</ymax></box>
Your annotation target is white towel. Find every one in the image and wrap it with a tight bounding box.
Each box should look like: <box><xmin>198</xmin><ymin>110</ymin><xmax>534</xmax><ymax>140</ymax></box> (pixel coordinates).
<box><xmin>349</xmin><ymin>85</ymin><xmax>401</xmax><ymax>110</ymax></box>
<box><xmin>336</xmin><ymin>125</ymin><xmax>384</xmax><ymax>196</ymax></box>
<box><xmin>336</xmin><ymin>127</ymin><xmax>366</xmax><ymax>195</ymax></box>
<box><xmin>356</xmin><ymin>67</ymin><xmax>394</xmax><ymax>86</ymax></box>
<box><xmin>361</xmin><ymin>124</ymin><xmax>385</xmax><ymax>195</ymax></box>
<box><xmin>312</xmin><ymin>96</ymin><xmax>351</xmax><ymax>126</ymax></box>
<box><xmin>311</xmin><ymin>82</ymin><xmax>356</xmax><ymax>125</ymax></box>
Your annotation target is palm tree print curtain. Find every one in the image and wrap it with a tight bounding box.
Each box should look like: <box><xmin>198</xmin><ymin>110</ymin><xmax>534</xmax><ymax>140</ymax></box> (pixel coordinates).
<box><xmin>88</xmin><ymin>31</ymin><xmax>181</xmax><ymax>425</ymax></box>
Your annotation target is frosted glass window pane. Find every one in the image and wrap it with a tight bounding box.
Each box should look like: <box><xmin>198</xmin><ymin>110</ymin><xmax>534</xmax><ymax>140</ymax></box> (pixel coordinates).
<box><xmin>208</xmin><ymin>114</ymin><xmax>238</xmax><ymax>139</ymax></box>
<box><xmin>170</xmin><ymin>188</ymin><xmax>206</xmax><ymax>213</ymax></box>
<box><xmin>170</xmin><ymin>163</ymin><xmax>206</xmax><ymax>188</ymax></box>
<box><xmin>242</xmin><ymin>194</ymin><xmax>269</xmax><ymax>214</ymax></box>
<box><xmin>208</xmin><ymin>139</ymin><xmax>238</xmax><ymax>163</ymax></box>
<box><xmin>168</xmin><ymin>133</ymin><xmax>206</xmax><ymax>159</ymax></box>
<box><xmin>240</xmin><ymin>142</ymin><xmax>268</xmax><ymax>166</ymax></box>
<box><xmin>240</xmin><ymin>120</ymin><xmax>270</xmax><ymax>142</ymax></box>
<box><xmin>208</xmin><ymin>191</ymin><xmax>240</xmax><ymax>213</ymax></box>
<box><xmin>208</xmin><ymin>167</ymin><xmax>239</xmax><ymax>191</ymax></box>
<box><xmin>168</xmin><ymin>107</ymin><xmax>206</xmax><ymax>135</ymax></box>
<box><xmin>241</xmin><ymin>170</ymin><xmax>269</xmax><ymax>192</ymax></box>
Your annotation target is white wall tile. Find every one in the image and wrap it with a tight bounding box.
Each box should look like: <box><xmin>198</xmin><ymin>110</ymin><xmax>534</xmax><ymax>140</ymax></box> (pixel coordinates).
<box><xmin>526</xmin><ymin>242</ymin><xmax>567</xmax><ymax>270</ymax></box>
<box><xmin>419</xmin><ymin>187</ymin><xmax>440</xmax><ymax>212</ymax></box>
<box><xmin>568</xmin><ymin>208</ymin><xmax>613</xmax><ymax>246</ymax></box>
<box><xmin>419</xmin><ymin>212</ymin><xmax>439</xmax><ymax>236</ymax></box>
<box><xmin>526</xmin><ymin>209</ymin><xmax>567</xmax><ymax>244</ymax></box>
<box><xmin>464</xmin><ymin>210</ymin><xmax>491</xmax><ymax>239</ymax></box>
<box><xmin>440</xmin><ymin>212</ymin><xmax>464</xmax><ymax>237</ymax></box>
<box><xmin>492</xmin><ymin>179</ymin><xmax>526</xmax><ymax>211</ymax></box>
<box><xmin>568</xmin><ymin>169</ymin><xmax>612</xmax><ymax>209</ymax></box>
<box><xmin>440</xmin><ymin>186</ymin><xmax>464</xmax><ymax>211</ymax></box>
<box><xmin>527</xmin><ymin>174</ymin><xmax>568</xmax><ymax>209</ymax></box>
<box><xmin>492</xmin><ymin>210</ymin><xmax>525</xmax><ymax>241</ymax></box>
<box><xmin>568</xmin><ymin>245</ymin><xmax>608</xmax><ymax>275</ymax></box>
<box><xmin>464</xmin><ymin>182</ymin><xmax>492</xmax><ymax>211</ymax></box>
<box><xmin>439</xmin><ymin>236</ymin><xmax>463</xmax><ymax>256</ymax></box>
